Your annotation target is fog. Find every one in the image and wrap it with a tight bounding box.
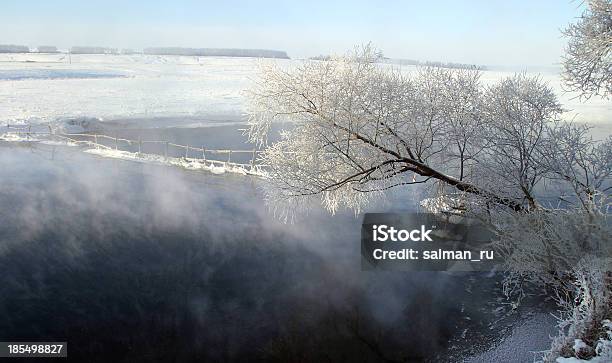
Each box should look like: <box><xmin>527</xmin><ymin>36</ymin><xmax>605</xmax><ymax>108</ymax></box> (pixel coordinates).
<box><xmin>0</xmin><ymin>138</ymin><xmax>557</xmax><ymax>362</ymax></box>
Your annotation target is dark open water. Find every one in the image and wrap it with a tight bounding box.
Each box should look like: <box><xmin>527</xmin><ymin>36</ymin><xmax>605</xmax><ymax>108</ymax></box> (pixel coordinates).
<box><xmin>0</xmin><ymin>126</ymin><xmax>555</xmax><ymax>362</ymax></box>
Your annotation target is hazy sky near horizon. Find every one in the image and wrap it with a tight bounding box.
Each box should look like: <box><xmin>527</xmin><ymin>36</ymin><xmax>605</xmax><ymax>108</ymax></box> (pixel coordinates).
<box><xmin>1</xmin><ymin>0</ymin><xmax>585</xmax><ymax>66</ymax></box>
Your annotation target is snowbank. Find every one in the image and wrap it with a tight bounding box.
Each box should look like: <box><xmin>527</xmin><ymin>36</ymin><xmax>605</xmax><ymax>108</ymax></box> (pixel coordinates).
<box><xmin>0</xmin><ymin>132</ymin><xmax>79</xmax><ymax>146</ymax></box>
<box><xmin>0</xmin><ymin>53</ymin><xmax>266</xmax><ymax>126</ymax></box>
<box><xmin>0</xmin><ymin>133</ymin><xmax>30</xmax><ymax>142</ymax></box>
<box><xmin>1</xmin><ymin>131</ymin><xmax>265</xmax><ymax>177</ymax></box>
<box><xmin>83</xmin><ymin>148</ymin><xmax>265</xmax><ymax>177</ymax></box>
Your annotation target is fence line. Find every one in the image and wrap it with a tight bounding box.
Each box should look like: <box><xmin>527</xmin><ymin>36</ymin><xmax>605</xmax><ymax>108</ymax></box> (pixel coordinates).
<box><xmin>2</xmin><ymin>124</ymin><xmax>268</xmax><ymax>176</ymax></box>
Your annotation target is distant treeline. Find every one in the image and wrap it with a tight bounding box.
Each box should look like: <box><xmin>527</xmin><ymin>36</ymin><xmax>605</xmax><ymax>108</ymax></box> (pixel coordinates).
<box><xmin>37</xmin><ymin>46</ymin><xmax>59</xmax><ymax>53</ymax></box>
<box><xmin>381</xmin><ymin>58</ymin><xmax>487</xmax><ymax>70</ymax></box>
<box><xmin>71</xmin><ymin>47</ymin><xmax>137</xmax><ymax>55</ymax></box>
<box><xmin>143</xmin><ymin>47</ymin><xmax>290</xmax><ymax>59</ymax></box>
<box><xmin>70</xmin><ymin>46</ymin><xmax>119</xmax><ymax>54</ymax></box>
<box><xmin>0</xmin><ymin>44</ymin><xmax>30</xmax><ymax>53</ymax></box>
<box><xmin>310</xmin><ymin>54</ymin><xmax>486</xmax><ymax>70</ymax></box>
<box><xmin>0</xmin><ymin>45</ymin><xmax>290</xmax><ymax>59</ymax></box>
<box><xmin>0</xmin><ymin>45</ymin><xmax>60</xmax><ymax>53</ymax></box>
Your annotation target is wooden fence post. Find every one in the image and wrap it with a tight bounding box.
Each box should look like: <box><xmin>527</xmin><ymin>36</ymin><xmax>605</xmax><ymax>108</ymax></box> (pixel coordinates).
<box><xmin>138</xmin><ymin>137</ymin><xmax>142</xmax><ymax>154</ymax></box>
<box><xmin>115</xmin><ymin>135</ymin><xmax>118</xmax><ymax>150</ymax></box>
<box><xmin>251</xmin><ymin>150</ymin><xmax>256</xmax><ymax>167</ymax></box>
<box><xmin>94</xmin><ymin>134</ymin><xmax>98</xmax><ymax>149</ymax></box>
<box><xmin>227</xmin><ymin>150</ymin><xmax>232</xmax><ymax>163</ymax></box>
<box><xmin>165</xmin><ymin>141</ymin><xmax>169</xmax><ymax>160</ymax></box>
<box><xmin>185</xmin><ymin>145</ymin><xmax>189</xmax><ymax>159</ymax></box>
<box><xmin>202</xmin><ymin>146</ymin><xmax>206</xmax><ymax>161</ymax></box>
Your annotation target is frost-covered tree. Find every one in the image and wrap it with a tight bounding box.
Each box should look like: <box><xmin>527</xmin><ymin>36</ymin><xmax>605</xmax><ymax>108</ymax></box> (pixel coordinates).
<box><xmin>478</xmin><ymin>74</ymin><xmax>564</xmax><ymax>209</ymax></box>
<box><xmin>541</xmin><ymin>123</ymin><xmax>612</xmax><ymax>211</ymax></box>
<box><xmin>247</xmin><ymin>45</ymin><xmax>612</xmax><ymax>360</ymax></box>
<box><xmin>562</xmin><ymin>0</ymin><xmax>612</xmax><ymax>99</ymax></box>
<box><xmin>247</xmin><ymin>46</ymin><xmax>573</xmax><ymax>218</ymax></box>
<box><xmin>530</xmin><ymin>1</ymin><xmax>612</xmax><ymax>357</ymax></box>
<box><xmin>543</xmin><ymin>257</ymin><xmax>611</xmax><ymax>362</ymax></box>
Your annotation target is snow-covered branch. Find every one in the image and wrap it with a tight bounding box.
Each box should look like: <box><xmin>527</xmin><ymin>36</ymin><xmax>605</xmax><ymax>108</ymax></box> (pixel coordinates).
<box><xmin>562</xmin><ymin>0</ymin><xmax>612</xmax><ymax>99</ymax></box>
<box><xmin>247</xmin><ymin>46</ymin><xmax>579</xmax><ymax>216</ymax></box>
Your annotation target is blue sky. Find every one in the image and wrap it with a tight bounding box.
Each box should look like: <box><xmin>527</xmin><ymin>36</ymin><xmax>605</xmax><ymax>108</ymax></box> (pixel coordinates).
<box><xmin>1</xmin><ymin>0</ymin><xmax>585</xmax><ymax>66</ymax></box>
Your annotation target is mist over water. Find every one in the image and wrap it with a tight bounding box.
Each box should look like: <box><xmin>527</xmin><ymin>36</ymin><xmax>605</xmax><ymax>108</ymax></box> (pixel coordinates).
<box><xmin>0</xmin><ymin>138</ymin><xmax>554</xmax><ymax>362</ymax></box>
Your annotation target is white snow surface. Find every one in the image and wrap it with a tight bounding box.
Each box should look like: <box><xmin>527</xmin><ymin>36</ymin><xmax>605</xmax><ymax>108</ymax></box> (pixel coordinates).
<box><xmin>0</xmin><ymin>53</ymin><xmax>610</xmax><ymax>129</ymax></box>
<box><xmin>0</xmin><ymin>132</ymin><xmax>78</xmax><ymax>146</ymax></box>
<box><xmin>0</xmin><ymin>132</ymin><xmax>30</xmax><ymax>142</ymax></box>
<box><xmin>0</xmin><ymin>131</ymin><xmax>266</xmax><ymax>177</ymax></box>
<box><xmin>0</xmin><ymin>53</ymin><xmax>269</xmax><ymax>126</ymax></box>
<box><xmin>83</xmin><ymin>148</ymin><xmax>266</xmax><ymax>177</ymax></box>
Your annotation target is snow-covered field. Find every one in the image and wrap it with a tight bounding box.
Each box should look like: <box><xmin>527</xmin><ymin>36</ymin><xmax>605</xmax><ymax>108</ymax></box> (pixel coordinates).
<box><xmin>0</xmin><ymin>53</ymin><xmax>609</xmax><ymax>130</ymax></box>
<box><xmin>0</xmin><ymin>53</ymin><xmax>269</xmax><ymax>126</ymax></box>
